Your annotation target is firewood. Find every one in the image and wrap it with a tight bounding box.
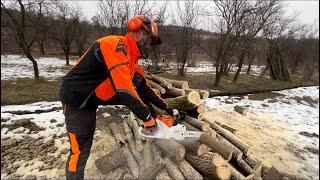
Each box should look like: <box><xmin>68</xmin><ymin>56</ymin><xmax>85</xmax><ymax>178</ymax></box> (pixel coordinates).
<box><xmin>221</xmin><ymin>124</ymin><xmax>239</xmax><ymax>136</ymax></box>
<box><xmin>243</xmin><ymin>155</ymin><xmax>260</xmax><ymax>169</ymax></box>
<box><xmin>142</xmin><ymin>139</ymin><xmax>154</xmax><ymax>169</ymax></box>
<box><xmin>217</xmin><ymin>134</ymin><xmax>243</xmax><ymax>161</ymax></box>
<box><xmin>149</xmin><ymin>80</ymin><xmax>166</xmax><ymax>94</ymax></box>
<box><xmin>123</xmin><ymin>146</ymin><xmax>140</xmax><ymax>179</ymax></box>
<box><xmin>155</xmin><ymin>139</ymin><xmax>185</xmax><ymax>162</ymax></box>
<box><xmin>129</xmin><ymin>118</ymin><xmax>144</xmax><ymax>152</ymax></box>
<box><xmin>234</xmin><ymin>105</ymin><xmax>248</xmax><ymax>115</ymax></box>
<box><xmin>146</xmin><ymin>74</ymin><xmax>172</xmax><ymax>89</ymax></box>
<box><xmin>196</xmin><ymin>104</ymin><xmax>206</xmax><ymax>114</ymax></box>
<box><xmin>167</xmin><ymin>91</ymin><xmax>201</xmax><ymax>111</ymax></box>
<box><xmin>95</xmin><ymin>148</ymin><xmax>126</xmax><ymax>174</ymax></box>
<box><xmin>197</xmin><ymin>113</ymin><xmax>204</xmax><ymax>120</ymax></box>
<box><xmin>199</xmin><ymin>133</ymin><xmax>233</xmax><ymax>161</ymax></box>
<box><xmin>138</xmin><ymin>158</ymin><xmax>165</xmax><ymax>180</ymax></box>
<box><xmin>203</xmin><ymin>117</ymin><xmax>252</xmax><ymax>155</ymax></box>
<box><xmin>166</xmin><ymin>87</ymin><xmax>185</xmax><ymax>96</ymax></box>
<box><xmin>238</xmin><ymin>159</ymin><xmax>254</xmax><ymax>175</ymax></box>
<box><xmin>185</xmin><ymin>115</ymin><xmax>211</xmax><ymax>132</ymax></box>
<box><xmin>122</xmin><ymin>121</ymin><xmax>143</xmax><ymax>164</ymax></box>
<box><xmin>185</xmin><ymin>151</ymin><xmax>231</xmax><ymax>179</ymax></box>
<box><xmin>230</xmin><ymin>164</ymin><xmax>246</xmax><ymax>180</ymax></box>
<box><xmin>185</xmin><ymin>89</ymin><xmax>209</xmax><ymax>99</ymax></box>
<box><xmin>181</xmin><ymin>121</ymin><xmax>200</xmax><ymax>131</ymax></box>
<box><xmin>152</xmin><ymin>145</ymin><xmax>185</xmax><ymax>180</ymax></box>
<box><xmin>166</xmin><ymin>79</ymin><xmax>189</xmax><ymax>90</ymax></box>
<box><xmin>179</xmin><ymin>140</ymin><xmax>208</xmax><ymax>156</ymax></box>
<box><xmin>156</xmin><ymin>170</ymin><xmax>172</xmax><ymax>180</ymax></box>
<box><xmin>152</xmin><ymin>88</ymin><xmax>162</xmax><ymax>96</ymax></box>
<box><xmin>177</xmin><ymin>159</ymin><xmax>203</xmax><ymax>180</ymax></box>
<box><xmin>110</xmin><ymin>123</ymin><xmax>126</xmax><ymax>146</ymax></box>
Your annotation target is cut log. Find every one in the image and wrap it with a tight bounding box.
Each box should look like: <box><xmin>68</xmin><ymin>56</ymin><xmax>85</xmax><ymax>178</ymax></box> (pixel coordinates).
<box><xmin>185</xmin><ymin>89</ymin><xmax>209</xmax><ymax>99</ymax></box>
<box><xmin>230</xmin><ymin>164</ymin><xmax>246</xmax><ymax>180</ymax></box>
<box><xmin>234</xmin><ymin>105</ymin><xmax>248</xmax><ymax>115</ymax></box>
<box><xmin>146</xmin><ymin>74</ymin><xmax>172</xmax><ymax>89</ymax></box>
<box><xmin>185</xmin><ymin>115</ymin><xmax>211</xmax><ymax>132</ymax></box>
<box><xmin>196</xmin><ymin>104</ymin><xmax>206</xmax><ymax>114</ymax></box>
<box><xmin>152</xmin><ymin>88</ymin><xmax>162</xmax><ymax>96</ymax></box>
<box><xmin>221</xmin><ymin>124</ymin><xmax>239</xmax><ymax>136</ymax></box>
<box><xmin>238</xmin><ymin>159</ymin><xmax>254</xmax><ymax>175</ymax></box>
<box><xmin>139</xmin><ymin>158</ymin><xmax>165</xmax><ymax>180</ymax></box>
<box><xmin>163</xmin><ymin>157</ymin><xmax>185</xmax><ymax>180</ymax></box>
<box><xmin>166</xmin><ymin>87</ymin><xmax>185</xmax><ymax>97</ymax></box>
<box><xmin>122</xmin><ymin>121</ymin><xmax>142</xmax><ymax>164</ymax></box>
<box><xmin>142</xmin><ymin>139</ymin><xmax>154</xmax><ymax>169</ymax></box>
<box><xmin>155</xmin><ymin>139</ymin><xmax>185</xmax><ymax>162</ymax></box>
<box><xmin>110</xmin><ymin>123</ymin><xmax>126</xmax><ymax>146</ymax></box>
<box><xmin>130</xmin><ymin>119</ymin><xmax>145</xmax><ymax>152</ymax></box>
<box><xmin>181</xmin><ymin>121</ymin><xmax>200</xmax><ymax>131</ymax></box>
<box><xmin>124</xmin><ymin>146</ymin><xmax>140</xmax><ymax>179</ymax></box>
<box><xmin>177</xmin><ymin>159</ymin><xmax>203</xmax><ymax>180</ymax></box>
<box><xmin>149</xmin><ymin>80</ymin><xmax>166</xmax><ymax>94</ymax></box>
<box><xmin>199</xmin><ymin>133</ymin><xmax>233</xmax><ymax>161</ymax></box>
<box><xmin>166</xmin><ymin>79</ymin><xmax>189</xmax><ymax>90</ymax></box>
<box><xmin>203</xmin><ymin>117</ymin><xmax>252</xmax><ymax>155</ymax></box>
<box><xmin>167</xmin><ymin>91</ymin><xmax>201</xmax><ymax>111</ymax></box>
<box><xmin>185</xmin><ymin>151</ymin><xmax>231</xmax><ymax>179</ymax></box>
<box><xmin>179</xmin><ymin>140</ymin><xmax>208</xmax><ymax>156</ymax></box>
<box><xmin>217</xmin><ymin>134</ymin><xmax>243</xmax><ymax>161</ymax></box>
<box><xmin>95</xmin><ymin>148</ymin><xmax>126</xmax><ymax>174</ymax></box>
<box><xmin>156</xmin><ymin>170</ymin><xmax>172</xmax><ymax>180</ymax></box>
<box><xmin>197</xmin><ymin>113</ymin><xmax>204</xmax><ymax>120</ymax></box>
<box><xmin>243</xmin><ymin>155</ymin><xmax>260</xmax><ymax>169</ymax></box>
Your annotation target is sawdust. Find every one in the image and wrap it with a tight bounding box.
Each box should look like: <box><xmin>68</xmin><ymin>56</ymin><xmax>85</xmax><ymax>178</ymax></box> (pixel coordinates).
<box><xmin>204</xmin><ymin>109</ymin><xmax>319</xmax><ymax>179</ymax></box>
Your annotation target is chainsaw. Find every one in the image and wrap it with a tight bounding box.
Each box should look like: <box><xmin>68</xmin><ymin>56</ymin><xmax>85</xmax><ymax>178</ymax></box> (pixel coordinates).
<box><xmin>138</xmin><ymin>112</ymin><xmax>203</xmax><ymax>140</ymax></box>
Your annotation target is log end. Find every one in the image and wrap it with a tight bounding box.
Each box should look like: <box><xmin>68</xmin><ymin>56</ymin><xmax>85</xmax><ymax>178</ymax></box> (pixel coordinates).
<box><xmin>188</xmin><ymin>91</ymin><xmax>201</xmax><ymax>106</ymax></box>
<box><xmin>197</xmin><ymin>144</ymin><xmax>209</xmax><ymax>156</ymax></box>
<box><xmin>197</xmin><ymin>104</ymin><xmax>206</xmax><ymax>114</ymax></box>
<box><xmin>198</xmin><ymin>113</ymin><xmax>204</xmax><ymax>120</ymax></box>
<box><xmin>182</xmin><ymin>83</ymin><xmax>189</xmax><ymax>90</ymax></box>
<box><xmin>212</xmin><ymin>153</ymin><xmax>232</xmax><ymax>180</ymax></box>
<box><xmin>202</xmin><ymin>91</ymin><xmax>209</xmax><ymax>100</ymax></box>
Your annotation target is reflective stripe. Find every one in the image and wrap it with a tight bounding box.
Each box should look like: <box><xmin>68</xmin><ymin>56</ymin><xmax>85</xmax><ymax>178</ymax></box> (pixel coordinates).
<box><xmin>68</xmin><ymin>132</ymin><xmax>80</xmax><ymax>172</ymax></box>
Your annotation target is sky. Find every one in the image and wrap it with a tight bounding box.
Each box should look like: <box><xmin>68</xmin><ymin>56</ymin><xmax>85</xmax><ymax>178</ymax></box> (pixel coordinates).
<box><xmin>75</xmin><ymin>1</ymin><xmax>319</xmax><ymax>30</ymax></box>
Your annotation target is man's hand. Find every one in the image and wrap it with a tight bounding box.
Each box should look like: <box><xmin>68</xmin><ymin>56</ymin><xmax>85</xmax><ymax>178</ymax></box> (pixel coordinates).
<box><xmin>165</xmin><ymin>106</ymin><xmax>179</xmax><ymax>116</ymax></box>
<box><xmin>142</xmin><ymin>116</ymin><xmax>158</xmax><ymax>135</ymax></box>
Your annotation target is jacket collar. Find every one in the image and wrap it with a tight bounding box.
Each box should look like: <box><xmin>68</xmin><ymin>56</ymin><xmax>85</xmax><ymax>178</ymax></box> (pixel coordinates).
<box><xmin>124</xmin><ymin>33</ymin><xmax>141</xmax><ymax>62</ymax></box>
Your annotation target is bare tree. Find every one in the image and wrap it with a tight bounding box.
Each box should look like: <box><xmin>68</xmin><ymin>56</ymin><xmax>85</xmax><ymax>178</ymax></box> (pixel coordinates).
<box><xmin>1</xmin><ymin>0</ymin><xmax>48</xmax><ymax>79</ymax></box>
<box><xmin>173</xmin><ymin>0</ymin><xmax>199</xmax><ymax>76</ymax></box>
<box><xmin>50</xmin><ymin>2</ymin><xmax>80</xmax><ymax>65</ymax></box>
<box><xmin>75</xmin><ymin>20</ymin><xmax>91</xmax><ymax>57</ymax></box>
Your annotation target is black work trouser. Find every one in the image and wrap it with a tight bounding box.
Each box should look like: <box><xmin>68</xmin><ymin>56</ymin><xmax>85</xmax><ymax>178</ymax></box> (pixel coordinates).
<box><xmin>63</xmin><ymin>104</ymin><xmax>97</xmax><ymax>180</ymax></box>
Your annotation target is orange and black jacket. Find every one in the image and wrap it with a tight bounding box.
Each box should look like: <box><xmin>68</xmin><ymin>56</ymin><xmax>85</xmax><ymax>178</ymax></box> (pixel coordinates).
<box><xmin>59</xmin><ymin>34</ymin><xmax>167</xmax><ymax>121</ymax></box>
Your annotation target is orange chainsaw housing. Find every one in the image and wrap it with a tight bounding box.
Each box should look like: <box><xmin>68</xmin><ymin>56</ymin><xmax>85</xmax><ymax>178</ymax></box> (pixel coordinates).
<box><xmin>156</xmin><ymin>114</ymin><xmax>175</xmax><ymax>127</ymax></box>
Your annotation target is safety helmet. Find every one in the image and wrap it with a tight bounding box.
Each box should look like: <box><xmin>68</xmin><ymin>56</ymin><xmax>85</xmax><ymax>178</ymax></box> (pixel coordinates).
<box><xmin>127</xmin><ymin>15</ymin><xmax>162</xmax><ymax>45</ymax></box>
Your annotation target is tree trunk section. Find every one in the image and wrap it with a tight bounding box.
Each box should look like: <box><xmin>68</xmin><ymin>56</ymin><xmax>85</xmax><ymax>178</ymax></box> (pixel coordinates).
<box><xmin>185</xmin><ymin>152</ymin><xmax>231</xmax><ymax>179</ymax></box>
<box><xmin>177</xmin><ymin>159</ymin><xmax>203</xmax><ymax>180</ymax></box>
<box><xmin>185</xmin><ymin>116</ymin><xmax>211</xmax><ymax>132</ymax></box>
<box><xmin>166</xmin><ymin>87</ymin><xmax>186</xmax><ymax>97</ymax></box>
<box><xmin>179</xmin><ymin>140</ymin><xmax>208</xmax><ymax>156</ymax></box>
<box><xmin>155</xmin><ymin>139</ymin><xmax>185</xmax><ymax>162</ymax></box>
<box><xmin>217</xmin><ymin>134</ymin><xmax>243</xmax><ymax>161</ymax></box>
<box><xmin>149</xmin><ymin>80</ymin><xmax>166</xmax><ymax>94</ymax></box>
<box><xmin>167</xmin><ymin>91</ymin><xmax>201</xmax><ymax>111</ymax></box>
<box><xmin>110</xmin><ymin>123</ymin><xmax>126</xmax><ymax>146</ymax></box>
<box><xmin>146</xmin><ymin>74</ymin><xmax>172</xmax><ymax>89</ymax></box>
<box><xmin>199</xmin><ymin>133</ymin><xmax>233</xmax><ymax>161</ymax></box>
<box><xmin>95</xmin><ymin>148</ymin><xmax>126</xmax><ymax>174</ymax></box>
<box><xmin>124</xmin><ymin>146</ymin><xmax>140</xmax><ymax>179</ymax></box>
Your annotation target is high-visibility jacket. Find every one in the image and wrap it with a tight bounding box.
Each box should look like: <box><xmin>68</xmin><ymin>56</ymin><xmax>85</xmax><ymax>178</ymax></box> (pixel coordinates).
<box><xmin>59</xmin><ymin>34</ymin><xmax>167</xmax><ymax>121</ymax></box>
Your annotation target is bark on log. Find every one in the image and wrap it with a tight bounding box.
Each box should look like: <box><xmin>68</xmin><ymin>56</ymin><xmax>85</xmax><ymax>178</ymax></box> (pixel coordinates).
<box><xmin>199</xmin><ymin>133</ymin><xmax>233</xmax><ymax>161</ymax></box>
<box><xmin>185</xmin><ymin>115</ymin><xmax>211</xmax><ymax>132</ymax></box>
<box><xmin>185</xmin><ymin>151</ymin><xmax>231</xmax><ymax>179</ymax></box>
<box><xmin>196</xmin><ymin>104</ymin><xmax>206</xmax><ymax>114</ymax></box>
<box><xmin>179</xmin><ymin>140</ymin><xmax>208</xmax><ymax>156</ymax></box>
<box><xmin>124</xmin><ymin>146</ymin><xmax>140</xmax><ymax>179</ymax></box>
<box><xmin>142</xmin><ymin>139</ymin><xmax>154</xmax><ymax>169</ymax></box>
<box><xmin>130</xmin><ymin>119</ymin><xmax>145</xmax><ymax>152</ymax></box>
<box><xmin>238</xmin><ymin>159</ymin><xmax>254</xmax><ymax>175</ymax></box>
<box><xmin>110</xmin><ymin>123</ymin><xmax>126</xmax><ymax>146</ymax></box>
<box><xmin>243</xmin><ymin>155</ymin><xmax>260</xmax><ymax>169</ymax></box>
<box><xmin>146</xmin><ymin>74</ymin><xmax>173</xmax><ymax>89</ymax></box>
<box><xmin>217</xmin><ymin>134</ymin><xmax>243</xmax><ymax>161</ymax></box>
<box><xmin>185</xmin><ymin>89</ymin><xmax>209</xmax><ymax>100</ymax></box>
<box><xmin>177</xmin><ymin>159</ymin><xmax>203</xmax><ymax>180</ymax></box>
<box><xmin>152</xmin><ymin>145</ymin><xmax>185</xmax><ymax>180</ymax></box>
<box><xmin>221</xmin><ymin>124</ymin><xmax>239</xmax><ymax>136</ymax></box>
<box><xmin>166</xmin><ymin>87</ymin><xmax>186</xmax><ymax>97</ymax></box>
<box><xmin>149</xmin><ymin>80</ymin><xmax>166</xmax><ymax>94</ymax></box>
<box><xmin>156</xmin><ymin>170</ymin><xmax>172</xmax><ymax>180</ymax></box>
<box><xmin>166</xmin><ymin>79</ymin><xmax>189</xmax><ymax>90</ymax></box>
<box><xmin>155</xmin><ymin>139</ymin><xmax>185</xmax><ymax>162</ymax></box>
<box><xmin>122</xmin><ymin>121</ymin><xmax>143</xmax><ymax>165</ymax></box>
<box><xmin>181</xmin><ymin>121</ymin><xmax>200</xmax><ymax>131</ymax></box>
<box><xmin>203</xmin><ymin>118</ymin><xmax>252</xmax><ymax>155</ymax></box>
<box><xmin>197</xmin><ymin>113</ymin><xmax>204</xmax><ymax>120</ymax></box>
<box><xmin>138</xmin><ymin>158</ymin><xmax>165</xmax><ymax>180</ymax></box>
<box><xmin>95</xmin><ymin>148</ymin><xmax>126</xmax><ymax>174</ymax></box>
<box><xmin>167</xmin><ymin>91</ymin><xmax>201</xmax><ymax>111</ymax></box>
<box><xmin>230</xmin><ymin>164</ymin><xmax>246</xmax><ymax>180</ymax></box>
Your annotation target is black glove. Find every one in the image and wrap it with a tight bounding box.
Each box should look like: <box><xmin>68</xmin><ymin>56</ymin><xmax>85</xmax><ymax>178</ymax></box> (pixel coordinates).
<box><xmin>165</xmin><ymin>106</ymin><xmax>178</xmax><ymax>116</ymax></box>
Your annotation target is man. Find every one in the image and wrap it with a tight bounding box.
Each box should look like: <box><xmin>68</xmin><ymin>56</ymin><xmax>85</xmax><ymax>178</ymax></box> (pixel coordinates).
<box><xmin>59</xmin><ymin>15</ymin><xmax>179</xmax><ymax>179</ymax></box>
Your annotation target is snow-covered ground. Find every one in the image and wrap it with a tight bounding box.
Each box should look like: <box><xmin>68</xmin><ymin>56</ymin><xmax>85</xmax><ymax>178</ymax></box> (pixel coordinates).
<box><xmin>1</xmin><ymin>55</ymin><xmax>76</xmax><ymax>80</ymax></box>
<box><xmin>204</xmin><ymin>86</ymin><xmax>319</xmax><ymax>179</ymax></box>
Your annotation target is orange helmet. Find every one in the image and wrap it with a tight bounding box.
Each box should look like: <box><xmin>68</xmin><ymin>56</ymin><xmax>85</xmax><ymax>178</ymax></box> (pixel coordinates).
<box><xmin>128</xmin><ymin>15</ymin><xmax>162</xmax><ymax>45</ymax></box>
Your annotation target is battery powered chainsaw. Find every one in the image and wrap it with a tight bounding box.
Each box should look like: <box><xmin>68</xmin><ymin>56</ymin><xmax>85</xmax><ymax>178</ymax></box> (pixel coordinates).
<box><xmin>138</xmin><ymin>112</ymin><xmax>203</xmax><ymax>140</ymax></box>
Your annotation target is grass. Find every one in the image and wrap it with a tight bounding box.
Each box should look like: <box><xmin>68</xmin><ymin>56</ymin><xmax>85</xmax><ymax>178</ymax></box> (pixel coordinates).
<box><xmin>1</xmin><ymin>78</ymin><xmax>62</xmax><ymax>105</ymax></box>
<box><xmin>248</xmin><ymin>92</ymin><xmax>284</xmax><ymax>101</ymax></box>
<box><xmin>290</xmin><ymin>96</ymin><xmax>319</xmax><ymax>107</ymax></box>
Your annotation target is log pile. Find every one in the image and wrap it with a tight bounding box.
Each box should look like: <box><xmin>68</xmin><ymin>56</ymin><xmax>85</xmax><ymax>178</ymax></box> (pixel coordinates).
<box><xmin>95</xmin><ymin>74</ymin><xmax>299</xmax><ymax>180</ymax></box>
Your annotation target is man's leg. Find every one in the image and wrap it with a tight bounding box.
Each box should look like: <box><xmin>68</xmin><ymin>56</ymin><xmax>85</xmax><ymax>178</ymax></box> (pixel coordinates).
<box><xmin>63</xmin><ymin>104</ymin><xmax>97</xmax><ymax>180</ymax></box>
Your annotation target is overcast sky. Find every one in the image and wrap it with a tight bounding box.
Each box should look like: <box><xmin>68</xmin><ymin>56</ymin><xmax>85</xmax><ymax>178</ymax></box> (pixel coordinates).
<box><xmin>75</xmin><ymin>1</ymin><xmax>319</xmax><ymax>29</ymax></box>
